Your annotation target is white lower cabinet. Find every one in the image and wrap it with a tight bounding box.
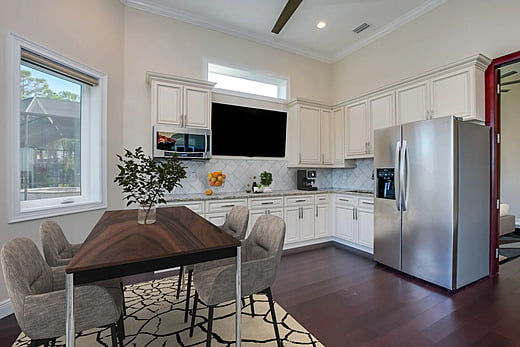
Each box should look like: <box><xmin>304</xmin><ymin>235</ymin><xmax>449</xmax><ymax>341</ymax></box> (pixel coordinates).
<box><xmin>284</xmin><ymin>195</ymin><xmax>315</xmax><ymax>245</ymax></box>
<box><xmin>314</xmin><ymin>194</ymin><xmax>330</xmax><ymax>238</ymax></box>
<box><xmin>334</xmin><ymin>194</ymin><xmax>374</xmax><ymax>253</ymax></box>
<box><xmin>205</xmin><ymin>198</ymin><xmax>248</xmax><ymax>226</ymax></box>
<box><xmin>165</xmin><ymin>200</ymin><xmax>204</xmax><ymax>215</ymax></box>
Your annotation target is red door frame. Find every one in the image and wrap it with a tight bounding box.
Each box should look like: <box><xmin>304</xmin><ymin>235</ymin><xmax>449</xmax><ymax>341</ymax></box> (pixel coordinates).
<box><xmin>485</xmin><ymin>50</ymin><xmax>520</xmax><ymax>275</ymax></box>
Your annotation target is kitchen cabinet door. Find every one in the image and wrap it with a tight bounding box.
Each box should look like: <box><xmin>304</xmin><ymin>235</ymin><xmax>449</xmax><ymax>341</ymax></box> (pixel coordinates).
<box><xmin>184</xmin><ymin>85</ymin><xmax>211</xmax><ymax>129</ymax></box>
<box><xmin>431</xmin><ymin>69</ymin><xmax>471</xmax><ymax>119</ymax></box>
<box><xmin>249</xmin><ymin>208</ymin><xmax>283</xmax><ymax>237</ymax></box>
<box><xmin>335</xmin><ymin>205</ymin><xmax>355</xmax><ymax>242</ymax></box>
<box><xmin>301</xmin><ymin>206</ymin><xmax>315</xmax><ymax>241</ymax></box>
<box><xmin>299</xmin><ymin>106</ymin><xmax>321</xmax><ymax>164</ymax></box>
<box><xmin>151</xmin><ymin>81</ymin><xmax>183</xmax><ymax>126</ymax></box>
<box><xmin>205</xmin><ymin>212</ymin><xmax>227</xmax><ymax>226</ymax></box>
<box><xmin>284</xmin><ymin>207</ymin><xmax>300</xmax><ymax>244</ymax></box>
<box><xmin>315</xmin><ymin>204</ymin><xmax>329</xmax><ymax>238</ymax></box>
<box><xmin>396</xmin><ymin>81</ymin><xmax>429</xmax><ymax>125</ymax></box>
<box><xmin>345</xmin><ymin>101</ymin><xmax>368</xmax><ymax>156</ymax></box>
<box><xmin>357</xmin><ymin>208</ymin><xmax>374</xmax><ymax>248</ymax></box>
<box><xmin>320</xmin><ymin>109</ymin><xmax>333</xmax><ymax>165</ymax></box>
<box><xmin>333</xmin><ymin>107</ymin><xmax>345</xmax><ymax>164</ymax></box>
<box><xmin>368</xmin><ymin>92</ymin><xmax>395</xmax><ymax>154</ymax></box>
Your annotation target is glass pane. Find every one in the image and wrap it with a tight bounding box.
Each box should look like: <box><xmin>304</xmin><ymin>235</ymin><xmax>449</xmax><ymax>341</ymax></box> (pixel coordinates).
<box><xmin>208</xmin><ymin>72</ymin><xmax>279</xmax><ymax>98</ymax></box>
<box><xmin>20</xmin><ymin>63</ymin><xmax>81</xmax><ymax>201</ymax></box>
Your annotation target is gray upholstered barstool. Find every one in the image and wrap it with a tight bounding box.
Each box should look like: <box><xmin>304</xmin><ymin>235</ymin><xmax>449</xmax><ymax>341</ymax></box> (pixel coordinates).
<box><xmin>40</xmin><ymin>220</ymin><xmax>82</xmax><ymax>267</ymax></box>
<box><xmin>177</xmin><ymin>205</ymin><xmax>249</xmax><ymax>322</ymax></box>
<box><xmin>1</xmin><ymin>238</ymin><xmax>124</xmax><ymax>347</ymax></box>
<box><xmin>190</xmin><ymin>214</ymin><xmax>286</xmax><ymax>347</ymax></box>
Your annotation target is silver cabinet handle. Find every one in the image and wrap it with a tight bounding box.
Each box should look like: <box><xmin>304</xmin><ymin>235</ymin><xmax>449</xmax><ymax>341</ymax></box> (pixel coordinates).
<box><xmin>261</xmin><ymin>202</ymin><xmax>274</xmax><ymax>205</ymax></box>
<box><xmin>322</xmin><ymin>154</ymin><xmax>324</xmax><ymax>164</ymax></box>
<box><xmin>362</xmin><ymin>201</ymin><xmax>374</xmax><ymax>205</ymax></box>
<box><xmin>295</xmin><ymin>199</ymin><xmax>306</xmax><ymax>203</ymax></box>
<box><xmin>316</xmin><ymin>206</ymin><xmax>318</xmax><ymax>217</ymax></box>
<box><xmin>221</xmin><ymin>204</ymin><xmax>235</xmax><ymax>208</ymax></box>
<box><xmin>338</xmin><ymin>198</ymin><xmax>350</xmax><ymax>202</ymax></box>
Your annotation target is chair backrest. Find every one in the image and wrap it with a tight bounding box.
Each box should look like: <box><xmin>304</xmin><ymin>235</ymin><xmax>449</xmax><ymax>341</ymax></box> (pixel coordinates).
<box><xmin>40</xmin><ymin>220</ymin><xmax>73</xmax><ymax>266</ymax></box>
<box><xmin>220</xmin><ymin>205</ymin><xmax>249</xmax><ymax>240</ymax></box>
<box><xmin>1</xmin><ymin>238</ymin><xmax>52</xmax><ymax>326</ymax></box>
<box><xmin>244</xmin><ymin>214</ymin><xmax>286</xmax><ymax>282</ymax></box>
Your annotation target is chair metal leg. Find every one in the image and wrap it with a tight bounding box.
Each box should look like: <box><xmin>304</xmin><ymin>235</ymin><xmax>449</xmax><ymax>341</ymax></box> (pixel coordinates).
<box><xmin>189</xmin><ymin>291</ymin><xmax>199</xmax><ymax>337</ymax></box>
<box><xmin>206</xmin><ymin>305</ymin><xmax>215</xmax><ymax>347</ymax></box>
<box><xmin>120</xmin><ymin>281</ymin><xmax>126</xmax><ymax>316</ymax></box>
<box><xmin>265</xmin><ymin>288</ymin><xmax>282</xmax><ymax>347</ymax></box>
<box><xmin>249</xmin><ymin>294</ymin><xmax>255</xmax><ymax>315</ymax></box>
<box><xmin>176</xmin><ymin>265</ymin><xmax>184</xmax><ymax>299</ymax></box>
<box><xmin>184</xmin><ymin>269</ymin><xmax>193</xmax><ymax>322</ymax></box>
<box><xmin>118</xmin><ymin>313</ymin><xmax>125</xmax><ymax>341</ymax></box>
<box><xmin>50</xmin><ymin>338</ymin><xmax>56</xmax><ymax>347</ymax></box>
<box><xmin>110</xmin><ymin>323</ymin><xmax>118</xmax><ymax>347</ymax></box>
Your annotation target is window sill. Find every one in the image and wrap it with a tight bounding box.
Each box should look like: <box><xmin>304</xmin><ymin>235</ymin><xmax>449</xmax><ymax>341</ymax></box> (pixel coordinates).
<box><xmin>8</xmin><ymin>201</ymin><xmax>107</xmax><ymax>224</ymax></box>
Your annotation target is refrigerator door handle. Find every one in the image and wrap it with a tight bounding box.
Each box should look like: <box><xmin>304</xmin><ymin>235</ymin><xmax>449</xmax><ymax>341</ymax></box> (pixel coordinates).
<box><xmin>400</xmin><ymin>140</ymin><xmax>408</xmax><ymax>211</ymax></box>
<box><xmin>394</xmin><ymin>141</ymin><xmax>401</xmax><ymax>211</ymax></box>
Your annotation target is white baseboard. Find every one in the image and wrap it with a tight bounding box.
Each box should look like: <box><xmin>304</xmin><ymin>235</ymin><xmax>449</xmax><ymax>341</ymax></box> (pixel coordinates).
<box><xmin>0</xmin><ymin>299</ymin><xmax>13</xmax><ymax>319</ymax></box>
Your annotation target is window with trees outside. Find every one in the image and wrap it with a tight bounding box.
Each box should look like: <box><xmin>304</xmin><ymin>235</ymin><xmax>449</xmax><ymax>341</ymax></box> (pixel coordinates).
<box><xmin>8</xmin><ymin>34</ymin><xmax>107</xmax><ymax>222</ymax></box>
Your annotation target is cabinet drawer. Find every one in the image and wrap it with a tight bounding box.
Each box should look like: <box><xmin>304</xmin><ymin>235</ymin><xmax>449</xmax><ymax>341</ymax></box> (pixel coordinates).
<box><xmin>358</xmin><ymin>198</ymin><xmax>374</xmax><ymax>210</ymax></box>
<box><xmin>335</xmin><ymin>195</ymin><xmax>357</xmax><ymax>206</ymax></box>
<box><xmin>285</xmin><ymin>195</ymin><xmax>314</xmax><ymax>206</ymax></box>
<box><xmin>165</xmin><ymin>200</ymin><xmax>204</xmax><ymax>214</ymax></box>
<box><xmin>205</xmin><ymin>199</ymin><xmax>247</xmax><ymax>213</ymax></box>
<box><xmin>249</xmin><ymin>197</ymin><xmax>283</xmax><ymax>209</ymax></box>
<box><xmin>315</xmin><ymin>194</ymin><xmax>329</xmax><ymax>204</ymax></box>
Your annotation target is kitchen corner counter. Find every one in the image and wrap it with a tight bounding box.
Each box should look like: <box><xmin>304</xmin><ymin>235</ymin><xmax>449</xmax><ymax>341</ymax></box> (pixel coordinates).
<box><xmin>165</xmin><ymin>189</ymin><xmax>373</xmax><ymax>203</ymax></box>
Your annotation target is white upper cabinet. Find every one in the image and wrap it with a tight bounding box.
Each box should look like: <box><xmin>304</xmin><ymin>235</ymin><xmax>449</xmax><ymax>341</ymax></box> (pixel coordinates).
<box><xmin>396</xmin><ymin>81</ymin><xmax>430</xmax><ymax>125</ymax></box>
<box><xmin>320</xmin><ymin>109</ymin><xmax>333</xmax><ymax>165</ymax></box>
<box><xmin>299</xmin><ymin>105</ymin><xmax>322</xmax><ymax>164</ymax></box>
<box><xmin>332</xmin><ymin>107</ymin><xmax>345</xmax><ymax>165</ymax></box>
<box><xmin>345</xmin><ymin>101</ymin><xmax>368</xmax><ymax>157</ymax></box>
<box><xmin>147</xmin><ymin>72</ymin><xmax>215</xmax><ymax>129</ymax></box>
<box><xmin>395</xmin><ymin>55</ymin><xmax>489</xmax><ymax>124</ymax></box>
<box><xmin>287</xmin><ymin>99</ymin><xmax>347</xmax><ymax>167</ymax></box>
<box><xmin>368</xmin><ymin>92</ymin><xmax>395</xmax><ymax>154</ymax></box>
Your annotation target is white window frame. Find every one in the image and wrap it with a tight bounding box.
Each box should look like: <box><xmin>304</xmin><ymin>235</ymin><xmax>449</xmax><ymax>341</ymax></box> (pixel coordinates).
<box><xmin>7</xmin><ymin>34</ymin><xmax>107</xmax><ymax>223</ymax></box>
<box><xmin>204</xmin><ymin>58</ymin><xmax>289</xmax><ymax>101</ymax></box>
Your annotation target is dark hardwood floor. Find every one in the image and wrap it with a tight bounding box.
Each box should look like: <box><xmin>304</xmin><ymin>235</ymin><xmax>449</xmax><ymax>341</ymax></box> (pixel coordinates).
<box><xmin>2</xmin><ymin>244</ymin><xmax>520</xmax><ymax>346</ymax></box>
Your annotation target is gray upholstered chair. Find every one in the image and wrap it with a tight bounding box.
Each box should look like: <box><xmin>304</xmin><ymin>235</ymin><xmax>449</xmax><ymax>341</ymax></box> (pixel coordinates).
<box><xmin>40</xmin><ymin>220</ymin><xmax>82</xmax><ymax>267</ymax></box>
<box><xmin>189</xmin><ymin>214</ymin><xmax>286</xmax><ymax>347</ymax></box>
<box><xmin>1</xmin><ymin>238</ymin><xmax>124</xmax><ymax>347</ymax></box>
<box><xmin>177</xmin><ymin>205</ymin><xmax>249</xmax><ymax>322</ymax></box>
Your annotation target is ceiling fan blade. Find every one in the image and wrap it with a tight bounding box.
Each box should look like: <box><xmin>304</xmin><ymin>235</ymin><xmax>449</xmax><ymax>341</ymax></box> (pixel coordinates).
<box><xmin>271</xmin><ymin>0</ymin><xmax>303</xmax><ymax>34</ymax></box>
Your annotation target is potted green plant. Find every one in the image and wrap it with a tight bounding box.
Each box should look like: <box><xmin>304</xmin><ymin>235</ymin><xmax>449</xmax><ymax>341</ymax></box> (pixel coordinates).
<box><xmin>114</xmin><ymin>147</ymin><xmax>187</xmax><ymax>224</ymax></box>
<box><xmin>260</xmin><ymin>171</ymin><xmax>273</xmax><ymax>192</ymax></box>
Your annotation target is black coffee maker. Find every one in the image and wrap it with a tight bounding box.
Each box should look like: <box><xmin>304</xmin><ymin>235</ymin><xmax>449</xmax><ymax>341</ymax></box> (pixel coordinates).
<box><xmin>297</xmin><ymin>170</ymin><xmax>317</xmax><ymax>191</ymax></box>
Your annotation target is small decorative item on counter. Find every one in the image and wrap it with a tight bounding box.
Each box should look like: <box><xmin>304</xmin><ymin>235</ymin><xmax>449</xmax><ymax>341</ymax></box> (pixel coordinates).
<box><xmin>260</xmin><ymin>171</ymin><xmax>273</xmax><ymax>192</ymax></box>
<box><xmin>114</xmin><ymin>147</ymin><xmax>186</xmax><ymax>224</ymax></box>
<box><xmin>205</xmin><ymin>189</ymin><xmax>213</xmax><ymax>195</ymax></box>
<box><xmin>207</xmin><ymin>171</ymin><xmax>226</xmax><ymax>193</ymax></box>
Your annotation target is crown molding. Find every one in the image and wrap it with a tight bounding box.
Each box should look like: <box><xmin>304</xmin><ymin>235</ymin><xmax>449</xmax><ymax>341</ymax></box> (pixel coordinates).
<box><xmin>332</xmin><ymin>0</ymin><xmax>449</xmax><ymax>62</ymax></box>
<box><xmin>122</xmin><ymin>0</ymin><xmax>447</xmax><ymax>65</ymax></box>
<box><xmin>121</xmin><ymin>0</ymin><xmax>334</xmax><ymax>63</ymax></box>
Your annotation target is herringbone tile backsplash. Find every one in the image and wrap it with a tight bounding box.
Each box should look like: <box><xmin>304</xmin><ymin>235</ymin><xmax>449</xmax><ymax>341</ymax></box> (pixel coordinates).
<box><xmin>171</xmin><ymin>158</ymin><xmax>374</xmax><ymax>195</ymax></box>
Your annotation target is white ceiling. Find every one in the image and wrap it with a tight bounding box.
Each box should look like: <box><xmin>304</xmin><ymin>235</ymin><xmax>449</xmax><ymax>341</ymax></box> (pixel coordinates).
<box><xmin>122</xmin><ymin>0</ymin><xmax>447</xmax><ymax>63</ymax></box>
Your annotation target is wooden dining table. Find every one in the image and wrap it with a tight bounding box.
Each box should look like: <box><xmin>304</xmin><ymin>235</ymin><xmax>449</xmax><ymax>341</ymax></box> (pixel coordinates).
<box><xmin>65</xmin><ymin>206</ymin><xmax>242</xmax><ymax>346</ymax></box>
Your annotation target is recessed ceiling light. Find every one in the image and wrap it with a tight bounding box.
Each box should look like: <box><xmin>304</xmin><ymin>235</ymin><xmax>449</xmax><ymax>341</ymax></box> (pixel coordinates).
<box><xmin>317</xmin><ymin>21</ymin><xmax>327</xmax><ymax>29</ymax></box>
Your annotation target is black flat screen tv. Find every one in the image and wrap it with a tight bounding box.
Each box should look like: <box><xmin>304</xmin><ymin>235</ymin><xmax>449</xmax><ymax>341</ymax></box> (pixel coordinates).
<box><xmin>211</xmin><ymin>102</ymin><xmax>287</xmax><ymax>157</ymax></box>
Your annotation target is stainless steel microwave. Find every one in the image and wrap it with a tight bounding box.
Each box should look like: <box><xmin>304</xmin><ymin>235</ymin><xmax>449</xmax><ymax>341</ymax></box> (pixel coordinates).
<box><xmin>153</xmin><ymin>125</ymin><xmax>211</xmax><ymax>159</ymax></box>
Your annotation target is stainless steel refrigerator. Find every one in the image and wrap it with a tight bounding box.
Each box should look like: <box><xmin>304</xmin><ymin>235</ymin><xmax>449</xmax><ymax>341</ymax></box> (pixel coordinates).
<box><xmin>374</xmin><ymin>116</ymin><xmax>490</xmax><ymax>290</ymax></box>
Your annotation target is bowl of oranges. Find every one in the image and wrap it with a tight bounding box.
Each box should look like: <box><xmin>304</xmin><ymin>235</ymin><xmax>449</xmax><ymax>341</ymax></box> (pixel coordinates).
<box><xmin>207</xmin><ymin>171</ymin><xmax>226</xmax><ymax>192</ymax></box>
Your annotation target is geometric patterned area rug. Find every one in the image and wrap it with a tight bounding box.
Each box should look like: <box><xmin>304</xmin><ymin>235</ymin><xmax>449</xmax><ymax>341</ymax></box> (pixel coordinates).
<box><xmin>499</xmin><ymin>232</ymin><xmax>520</xmax><ymax>264</ymax></box>
<box><xmin>13</xmin><ymin>276</ymin><xmax>323</xmax><ymax>346</ymax></box>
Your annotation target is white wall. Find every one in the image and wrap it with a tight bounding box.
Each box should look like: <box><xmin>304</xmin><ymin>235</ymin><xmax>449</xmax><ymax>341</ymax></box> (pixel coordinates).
<box><xmin>501</xmin><ymin>82</ymin><xmax>520</xmax><ymax>226</ymax></box>
<box><xmin>122</xmin><ymin>7</ymin><xmax>333</xmax><ymax>154</ymax></box>
<box><xmin>332</xmin><ymin>0</ymin><xmax>520</xmax><ymax>103</ymax></box>
<box><xmin>0</xmin><ymin>0</ymin><xmax>125</xmax><ymax>302</ymax></box>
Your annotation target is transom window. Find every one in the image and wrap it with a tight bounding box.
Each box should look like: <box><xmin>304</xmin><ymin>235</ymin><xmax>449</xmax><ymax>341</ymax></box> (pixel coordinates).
<box><xmin>207</xmin><ymin>62</ymin><xmax>288</xmax><ymax>100</ymax></box>
<box><xmin>8</xmin><ymin>34</ymin><xmax>107</xmax><ymax>222</ymax></box>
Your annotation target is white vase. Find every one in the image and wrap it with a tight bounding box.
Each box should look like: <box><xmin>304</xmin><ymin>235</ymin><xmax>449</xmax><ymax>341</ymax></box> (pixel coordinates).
<box><xmin>138</xmin><ymin>204</ymin><xmax>156</xmax><ymax>224</ymax></box>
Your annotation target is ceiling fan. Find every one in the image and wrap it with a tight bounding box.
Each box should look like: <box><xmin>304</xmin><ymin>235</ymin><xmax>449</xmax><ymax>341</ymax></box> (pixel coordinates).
<box><xmin>271</xmin><ymin>0</ymin><xmax>304</xmax><ymax>34</ymax></box>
